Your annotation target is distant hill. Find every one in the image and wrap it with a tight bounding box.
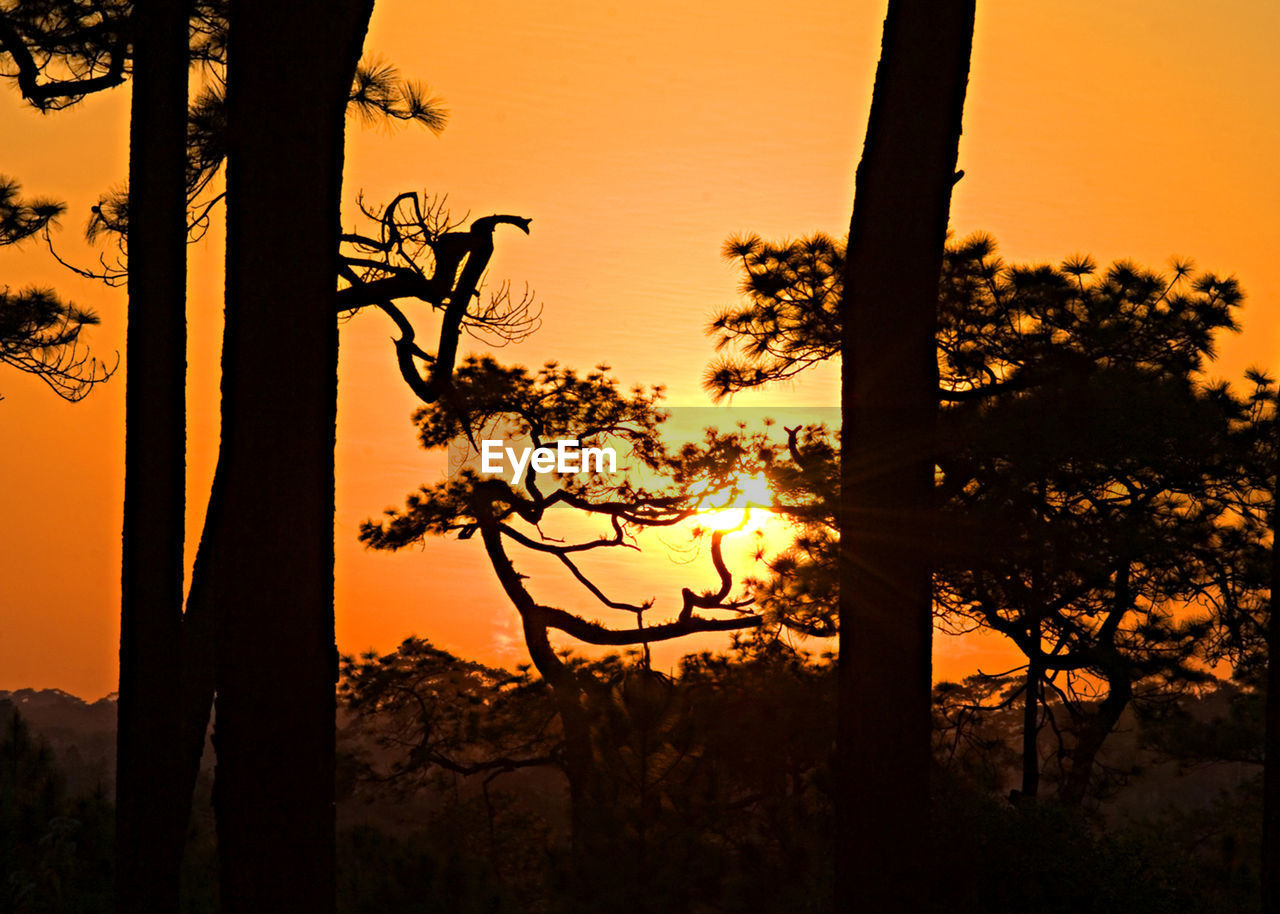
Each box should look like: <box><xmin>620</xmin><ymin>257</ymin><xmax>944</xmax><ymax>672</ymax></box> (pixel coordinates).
<box><xmin>0</xmin><ymin>688</ymin><xmax>118</xmax><ymax>794</ymax></box>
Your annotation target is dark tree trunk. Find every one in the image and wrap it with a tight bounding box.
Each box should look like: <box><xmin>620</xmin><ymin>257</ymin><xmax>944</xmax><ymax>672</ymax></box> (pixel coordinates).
<box><xmin>522</xmin><ymin>616</ymin><xmax>608</xmax><ymax>859</ymax></box>
<box><xmin>1021</xmin><ymin>618</ymin><xmax>1041</xmax><ymax>800</ymax></box>
<box><xmin>1262</xmin><ymin>425</ymin><xmax>1280</xmax><ymax>913</ymax></box>
<box><xmin>115</xmin><ymin>0</ymin><xmax>190</xmax><ymax>910</ymax></box>
<box><xmin>545</xmin><ymin>674</ymin><xmax>631</xmax><ymax>914</ymax></box>
<box><xmin>481</xmin><ymin>525</ymin><xmax>626</xmax><ymax>912</ymax></box>
<box><xmin>213</xmin><ymin>2</ymin><xmax>372</xmax><ymax>911</ymax></box>
<box><xmin>835</xmin><ymin>2</ymin><xmax>975</xmax><ymax>911</ymax></box>
<box><xmin>1058</xmin><ymin>674</ymin><xmax>1130</xmax><ymax>806</ymax></box>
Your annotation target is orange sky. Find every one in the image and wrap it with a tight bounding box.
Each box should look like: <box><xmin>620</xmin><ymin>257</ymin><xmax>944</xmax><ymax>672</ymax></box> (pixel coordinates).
<box><xmin>2</xmin><ymin>0</ymin><xmax>1278</xmax><ymax>699</ymax></box>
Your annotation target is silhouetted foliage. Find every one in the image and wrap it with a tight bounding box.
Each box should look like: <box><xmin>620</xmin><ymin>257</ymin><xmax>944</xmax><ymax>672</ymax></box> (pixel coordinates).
<box><xmin>3</xmin><ymin>673</ymin><xmax>1267</xmax><ymax>913</ymax></box>
<box><xmin>340</xmin><ymin>638</ymin><xmax>558</xmax><ymax>787</ymax></box>
<box><xmin>936</xmin><ymin>358</ymin><xmax>1249</xmax><ymax>803</ymax></box>
<box><xmin>337</xmin><ymin>630</ymin><xmax>1271</xmax><ymax>911</ymax></box>
<box><xmin>1140</xmin><ymin>678</ymin><xmax>1265</xmax><ymax>768</ymax></box>
<box><xmin>0</xmin><ymin>703</ymin><xmax>114</xmax><ymax>913</ymax></box>
<box><xmin>0</xmin><ymin>177</ymin><xmax>113</xmax><ymax>400</ymax></box>
<box><xmin>930</xmin><ymin>774</ymin><xmax>1219</xmax><ymax>914</ymax></box>
<box><xmin>339</xmin><ymin>636</ymin><xmax>837</xmax><ymax>913</ymax></box>
<box><xmin>0</xmin><ymin>0</ymin><xmax>130</xmax><ymax>110</ymax></box>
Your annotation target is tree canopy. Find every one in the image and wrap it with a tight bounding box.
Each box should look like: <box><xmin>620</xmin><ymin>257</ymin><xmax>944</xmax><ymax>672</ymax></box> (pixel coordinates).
<box><xmin>712</xmin><ymin>230</ymin><xmax>1261</xmax><ymax>804</ymax></box>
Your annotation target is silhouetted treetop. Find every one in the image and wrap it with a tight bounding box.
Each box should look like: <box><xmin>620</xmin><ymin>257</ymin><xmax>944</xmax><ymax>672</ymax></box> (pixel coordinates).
<box><xmin>706</xmin><ymin>233</ymin><xmax>1242</xmax><ymax>400</ymax></box>
<box><xmin>409</xmin><ymin>356</ymin><xmax>663</xmax><ymax>460</ymax></box>
<box><xmin>359</xmin><ymin>358</ymin><xmax>692</xmax><ymax>553</ymax></box>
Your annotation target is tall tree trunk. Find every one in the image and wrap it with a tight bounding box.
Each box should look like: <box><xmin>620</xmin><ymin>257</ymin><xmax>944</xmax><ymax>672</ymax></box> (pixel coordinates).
<box><xmin>835</xmin><ymin>2</ymin><xmax>975</xmax><ymax>912</ymax></box>
<box><xmin>213</xmin><ymin>2</ymin><xmax>372</xmax><ymax>911</ymax></box>
<box><xmin>1262</xmin><ymin>421</ymin><xmax>1280</xmax><ymax>913</ymax></box>
<box><xmin>115</xmin><ymin>0</ymin><xmax>190</xmax><ymax>910</ymax></box>
<box><xmin>1021</xmin><ymin>617</ymin><xmax>1041</xmax><ymax>800</ymax></box>
<box><xmin>480</xmin><ymin>524</ymin><xmax>628</xmax><ymax>912</ymax></box>
<box><xmin>484</xmin><ymin>525</ymin><xmax>612</xmax><ymax>910</ymax></box>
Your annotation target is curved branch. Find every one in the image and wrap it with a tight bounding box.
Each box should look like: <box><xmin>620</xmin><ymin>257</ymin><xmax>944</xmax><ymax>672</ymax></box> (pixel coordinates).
<box><xmin>497</xmin><ymin>520</ymin><xmax>634</xmax><ymax>556</ymax></box>
<box><xmin>535</xmin><ymin>603</ymin><xmax>760</xmax><ymax>646</ymax></box>
<box><xmin>554</xmin><ymin>549</ymin><xmax>651</xmax><ymax>614</ymax></box>
<box><xmin>679</xmin><ymin>529</ymin><xmax>735</xmax><ymax>620</ymax></box>
<box><xmin>0</xmin><ymin>14</ymin><xmax>128</xmax><ymax>110</ymax></box>
<box><xmin>335</xmin><ymin>274</ymin><xmax>443</xmax><ymax>310</ymax></box>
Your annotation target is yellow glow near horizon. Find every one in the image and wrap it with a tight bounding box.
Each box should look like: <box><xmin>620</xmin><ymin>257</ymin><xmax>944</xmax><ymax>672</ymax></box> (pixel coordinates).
<box><xmin>694</xmin><ymin>472</ymin><xmax>776</xmax><ymax>534</ymax></box>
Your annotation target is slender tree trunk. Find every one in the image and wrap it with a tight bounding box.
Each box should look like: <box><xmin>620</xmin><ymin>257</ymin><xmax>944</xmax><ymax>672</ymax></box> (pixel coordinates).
<box><xmin>528</xmin><ymin>628</ymin><xmax>608</xmax><ymax>871</ymax></box>
<box><xmin>1021</xmin><ymin>618</ymin><xmax>1041</xmax><ymax>800</ymax></box>
<box><xmin>836</xmin><ymin>2</ymin><xmax>975</xmax><ymax>911</ymax></box>
<box><xmin>213</xmin><ymin>2</ymin><xmax>371</xmax><ymax>911</ymax></box>
<box><xmin>481</xmin><ymin>524</ymin><xmax>623</xmax><ymax>911</ymax></box>
<box><xmin>1262</xmin><ymin>420</ymin><xmax>1280</xmax><ymax>913</ymax></box>
<box><xmin>522</xmin><ymin>607</ymin><xmax>616</xmax><ymax>907</ymax></box>
<box><xmin>115</xmin><ymin>1</ymin><xmax>190</xmax><ymax>909</ymax></box>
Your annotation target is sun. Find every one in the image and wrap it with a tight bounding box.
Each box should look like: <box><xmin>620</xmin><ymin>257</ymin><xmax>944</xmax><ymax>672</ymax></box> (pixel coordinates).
<box><xmin>694</xmin><ymin>472</ymin><xmax>775</xmax><ymax>533</ymax></box>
